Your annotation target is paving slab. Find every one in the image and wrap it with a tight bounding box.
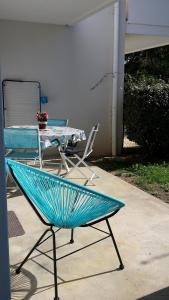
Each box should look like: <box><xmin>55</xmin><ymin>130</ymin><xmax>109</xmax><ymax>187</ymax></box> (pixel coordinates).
<box><xmin>8</xmin><ymin>166</ymin><xmax>169</xmax><ymax>300</ymax></box>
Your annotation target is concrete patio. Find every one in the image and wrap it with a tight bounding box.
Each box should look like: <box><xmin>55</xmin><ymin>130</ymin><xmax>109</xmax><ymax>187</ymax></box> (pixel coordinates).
<box><xmin>8</xmin><ymin>165</ymin><xmax>169</xmax><ymax>300</ymax></box>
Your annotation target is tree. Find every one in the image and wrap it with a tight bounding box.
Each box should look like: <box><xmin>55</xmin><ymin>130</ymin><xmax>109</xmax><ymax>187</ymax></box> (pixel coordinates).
<box><xmin>125</xmin><ymin>45</ymin><xmax>169</xmax><ymax>82</ymax></box>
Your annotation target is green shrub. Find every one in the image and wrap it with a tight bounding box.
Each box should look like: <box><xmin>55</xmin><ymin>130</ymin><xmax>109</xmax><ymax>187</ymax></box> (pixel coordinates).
<box><xmin>124</xmin><ymin>74</ymin><xmax>169</xmax><ymax>156</ymax></box>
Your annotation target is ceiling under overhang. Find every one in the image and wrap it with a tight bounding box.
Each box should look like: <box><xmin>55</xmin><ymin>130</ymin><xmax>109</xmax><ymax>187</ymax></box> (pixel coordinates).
<box><xmin>0</xmin><ymin>0</ymin><xmax>114</xmax><ymax>25</ymax></box>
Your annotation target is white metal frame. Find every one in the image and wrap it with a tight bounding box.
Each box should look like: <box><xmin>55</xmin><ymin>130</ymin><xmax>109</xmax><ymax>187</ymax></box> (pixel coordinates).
<box><xmin>58</xmin><ymin>124</ymin><xmax>99</xmax><ymax>185</ymax></box>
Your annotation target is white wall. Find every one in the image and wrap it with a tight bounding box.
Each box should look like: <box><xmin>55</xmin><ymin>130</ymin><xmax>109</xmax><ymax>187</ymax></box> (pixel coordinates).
<box><xmin>0</xmin><ymin>6</ymin><xmax>114</xmax><ymax>156</ymax></box>
<box><xmin>127</xmin><ymin>0</ymin><xmax>169</xmax><ymax>37</ymax></box>
<box><xmin>127</xmin><ymin>0</ymin><xmax>169</xmax><ymax>27</ymax></box>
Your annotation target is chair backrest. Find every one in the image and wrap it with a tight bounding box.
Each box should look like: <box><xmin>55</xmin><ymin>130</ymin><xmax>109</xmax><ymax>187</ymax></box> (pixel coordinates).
<box><xmin>48</xmin><ymin>119</ymin><xmax>68</xmax><ymax>127</ymax></box>
<box><xmin>4</xmin><ymin>128</ymin><xmax>40</xmax><ymax>150</ymax></box>
<box><xmin>84</xmin><ymin>123</ymin><xmax>99</xmax><ymax>157</ymax></box>
<box><xmin>6</xmin><ymin>159</ymin><xmax>125</xmax><ymax>228</ymax></box>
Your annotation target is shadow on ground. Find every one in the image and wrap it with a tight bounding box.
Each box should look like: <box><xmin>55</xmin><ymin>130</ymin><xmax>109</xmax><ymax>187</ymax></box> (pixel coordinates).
<box><xmin>11</xmin><ymin>262</ymin><xmax>119</xmax><ymax>299</ymax></box>
<box><xmin>137</xmin><ymin>287</ymin><xmax>169</xmax><ymax>299</ymax></box>
<box><xmin>11</xmin><ymin>266</ymin><xmax>37</xmax><ymax>300</ymax></box>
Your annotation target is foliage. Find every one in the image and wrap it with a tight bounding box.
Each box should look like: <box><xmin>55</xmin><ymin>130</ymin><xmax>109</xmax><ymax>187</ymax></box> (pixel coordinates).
<box><xmin>124</xmin><ymin>74</ymin><xmax>169</xmax><ymax>156</ymax></box>
<box><xmin>127</xmin><ymin>163</ymin><xmax>169</xmax><ymax>186</ymax></box>
<box><xmin>125</xmin><ymin>45</ymin><xmax>169</xmax><ymax>82</ymax></box>
<box><xmin>93</xmin><ymin>157</ymin><xmax>169</xmax><ymax>202</ymax></box>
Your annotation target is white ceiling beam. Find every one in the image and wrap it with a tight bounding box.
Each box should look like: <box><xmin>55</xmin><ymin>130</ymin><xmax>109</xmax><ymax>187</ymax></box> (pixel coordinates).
<box><xmin>0</xmin><ymin>0</ymin><xmax>115</xmax><ymax>25</ymax></box>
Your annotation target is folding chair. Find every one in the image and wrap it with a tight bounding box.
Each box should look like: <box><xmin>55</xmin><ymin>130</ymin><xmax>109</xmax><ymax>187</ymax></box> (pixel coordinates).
<box><xmin>4</xmin><ymin>128</ymin><xmax>42</xmax><ymax>168</ymax></box>
<box><xmin>58</xmin><ymin>124</ymin><xmax>99</xmax><ymax>185</ymax></box>
<box><xmin>7</xmin><ymin>159</ymin><xmax>125</xmax><ymax>300</ymax></box>
<box><xmin>48</xmin><ymin>119</ymin><xmax>68</xmax><ymax>127</ymax></box>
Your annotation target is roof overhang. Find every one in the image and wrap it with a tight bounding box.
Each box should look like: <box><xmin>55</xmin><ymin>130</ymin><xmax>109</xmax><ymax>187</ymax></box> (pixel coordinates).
<box><xmin>0</xmin><ymin>0</ymin><xmax>115</xmax><ymax>25</ymax></box>
<box><xmin>126</xmin><ymin>34</ymin><xmax>169</xmax><ymax>54</ymax></box>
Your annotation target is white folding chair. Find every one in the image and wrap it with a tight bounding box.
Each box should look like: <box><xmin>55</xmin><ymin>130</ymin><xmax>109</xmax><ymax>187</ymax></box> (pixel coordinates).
<box><xmin>58</xmin><ymin>124</ymin><xmax>99</xmax><ymax>185</ymax></box>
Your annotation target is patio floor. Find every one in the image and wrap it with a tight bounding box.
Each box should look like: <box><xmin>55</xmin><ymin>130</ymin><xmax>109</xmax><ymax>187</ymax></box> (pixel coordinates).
<box><xmin>8</xmin><ymin>165</ymin><xmax>169</xmax><ymax>300</ymax></box>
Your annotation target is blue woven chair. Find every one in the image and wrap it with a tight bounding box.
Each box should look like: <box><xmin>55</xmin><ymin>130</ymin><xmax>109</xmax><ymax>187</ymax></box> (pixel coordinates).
<box><xmin>48</xmin><ymin>119</ymin><xmax>68</xmax><ymax>127</ymax></box>
<box><xmin>4</xmin><ymin>128</ymin><xmax>42</xmax><ymax>168</ymax></box>
<box><xmin>7</xmin><ymin>159</ymin><xmax>125</xmax><ymax>300</ymax></box>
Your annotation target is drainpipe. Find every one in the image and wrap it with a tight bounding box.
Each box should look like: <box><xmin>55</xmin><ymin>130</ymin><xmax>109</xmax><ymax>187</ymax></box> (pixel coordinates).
<box><xmin>0</xmin><ymin>68</ymin><xmax>11</xmax><ymax>299</ymax></box>
<box><xmin>112</xmin><ymin>0</ymin><xmax>126</xmax><ymax>155</ymax></box>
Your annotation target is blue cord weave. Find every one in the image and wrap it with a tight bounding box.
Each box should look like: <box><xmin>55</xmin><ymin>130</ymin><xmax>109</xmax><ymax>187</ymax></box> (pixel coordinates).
<box><xmin>7</xmin><ymin>159</ymin><xmax>125</xmax><ymax>229</ymax></box>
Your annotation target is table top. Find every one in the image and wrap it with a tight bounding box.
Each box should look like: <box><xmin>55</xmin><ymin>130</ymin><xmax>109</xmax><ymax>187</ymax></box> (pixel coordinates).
<box><xmin>9</xmin><ymin>125</ymin><xmax>86</xmax><ymax>141</ymax></box>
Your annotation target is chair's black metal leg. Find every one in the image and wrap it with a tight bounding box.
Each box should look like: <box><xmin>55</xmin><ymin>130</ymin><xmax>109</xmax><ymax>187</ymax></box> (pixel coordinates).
<box><xmin>16</xmin><ymin>228</ymin><xmax>50</xmax><ymax>274</ymax></box>
<box><xmin>70</xmin><ymin>229</ymin><xmax>74</xmax><ymax>244</ymax></box>
<box><xmin>51</xmin><ymin>228</ymin><xmax>60</xmax><ymax>300</ymax></box>
<box><xmin>106</xmin><ymin>219</ymin><xmax>124</xmax><ymax>270</ymax></box>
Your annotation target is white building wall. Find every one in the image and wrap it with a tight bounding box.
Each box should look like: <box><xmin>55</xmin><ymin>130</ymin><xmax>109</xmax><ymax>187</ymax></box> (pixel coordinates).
<box><xmin>127</xmin><ymin>0</ymin><xmax>169</xmax><ymax>27</ymax></box>
<box><xmin>127</xmin><ymin>0</ymin><xmax>169</xmax><ymax>37</ymax></box>
<box><xmin>0</xmin><ymin>6</ymin><xmax>114</xmax><ymax>156</ymax></box>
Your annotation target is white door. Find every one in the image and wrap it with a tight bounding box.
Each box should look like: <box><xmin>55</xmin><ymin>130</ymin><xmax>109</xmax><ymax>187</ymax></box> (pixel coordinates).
<box><xmin>3</xmin><ymin>80</ymin><xmax>41</xmax><ymax>126</ymax></box>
